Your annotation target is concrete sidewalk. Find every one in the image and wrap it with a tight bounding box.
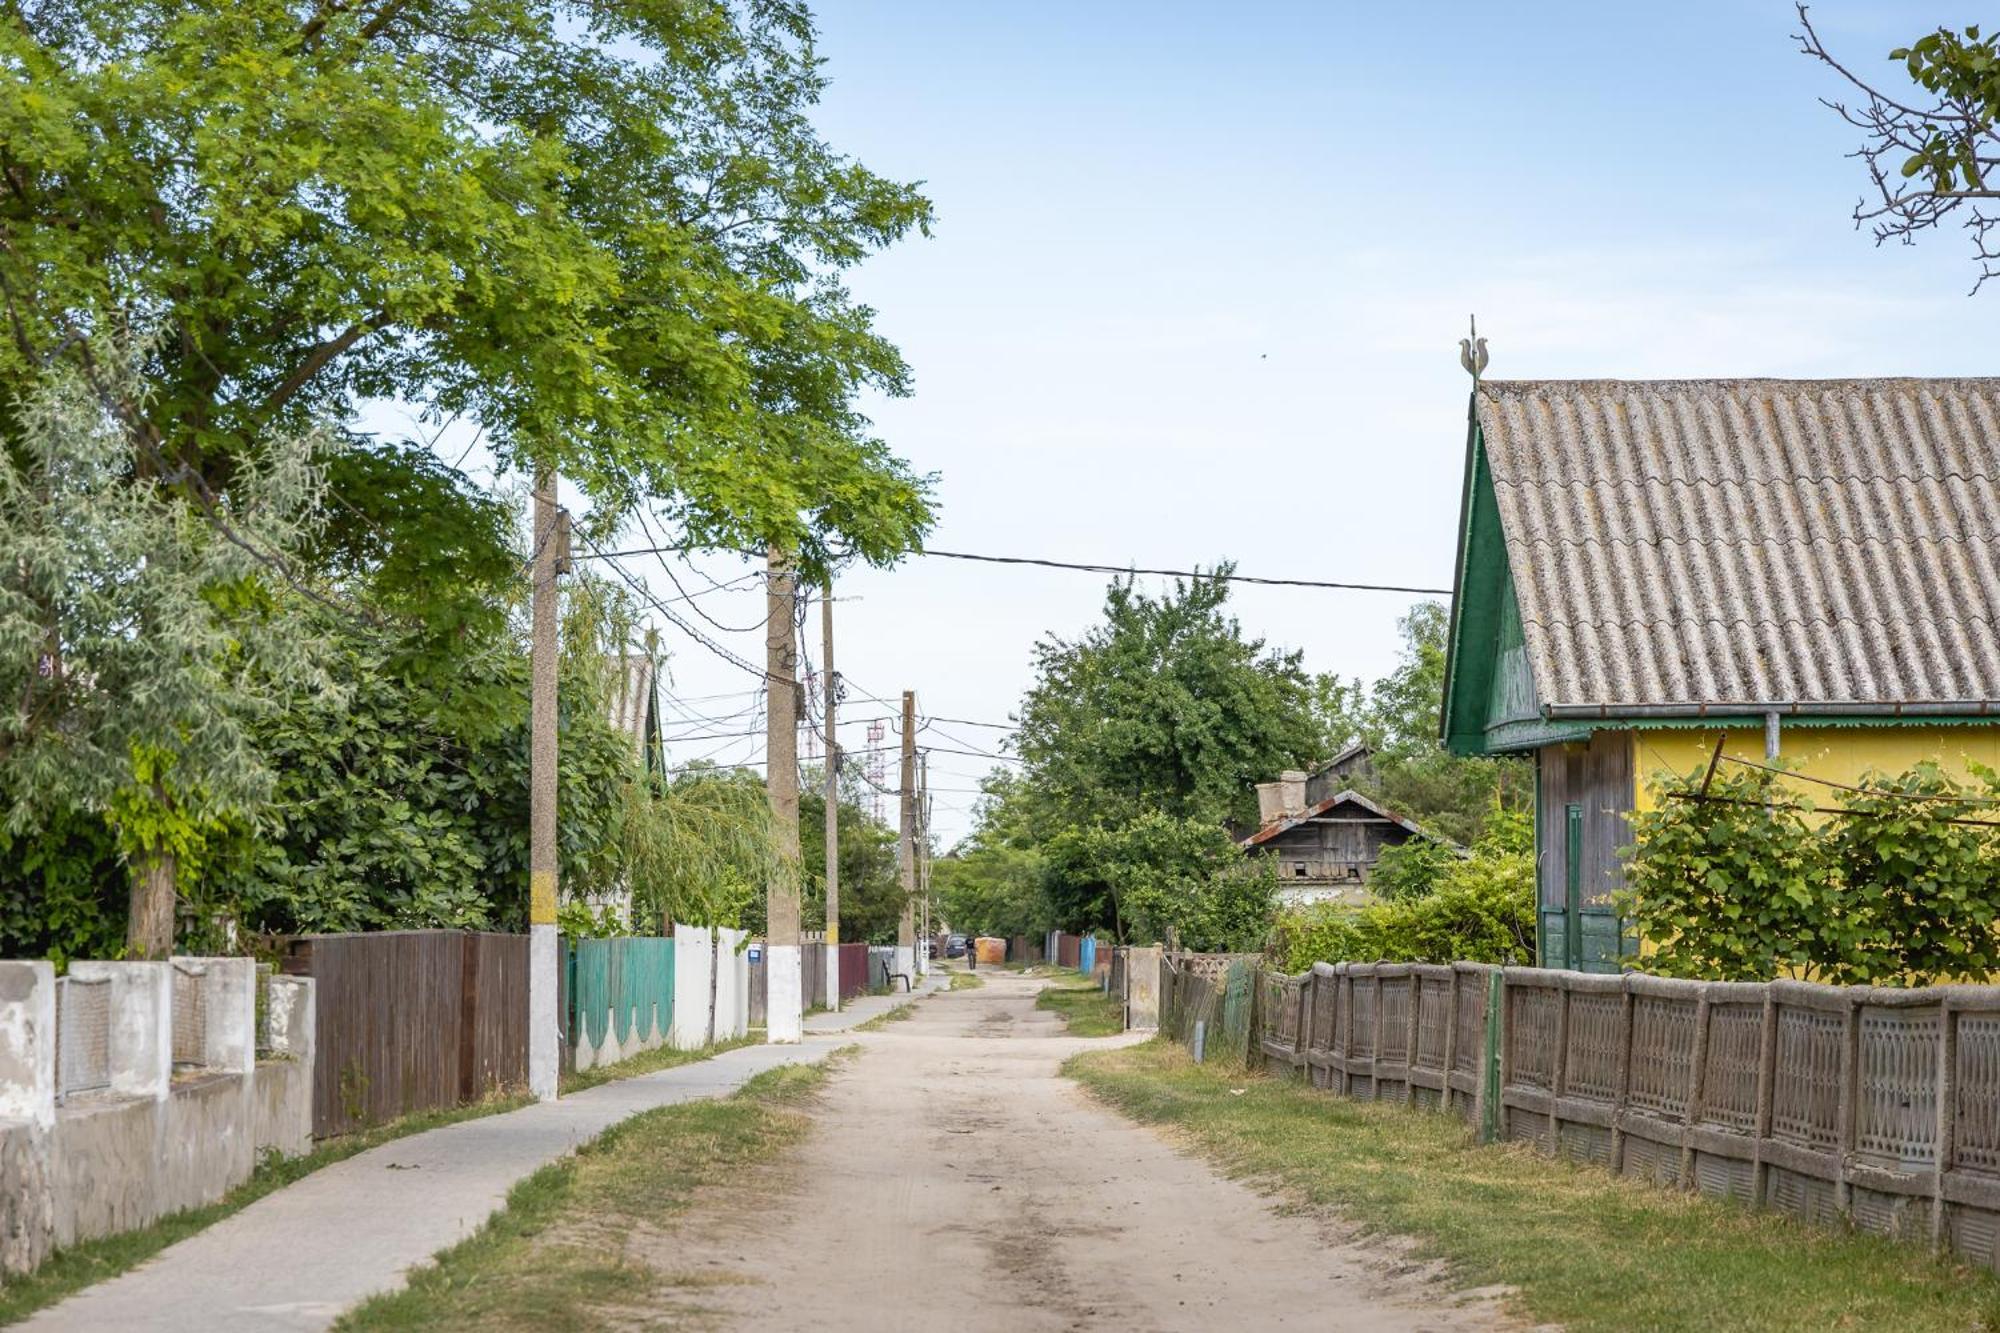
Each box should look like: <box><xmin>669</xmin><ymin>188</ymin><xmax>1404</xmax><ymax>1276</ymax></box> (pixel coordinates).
<box><xmin>26</xmin><ymin>980</ymin><xmax>946</xmax><ymax>1333</ymax></box>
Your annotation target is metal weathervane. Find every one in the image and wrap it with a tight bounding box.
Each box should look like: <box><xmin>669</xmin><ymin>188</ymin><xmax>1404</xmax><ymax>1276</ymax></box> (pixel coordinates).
<box><xmin>1459</xmin><ymin>314</ymin><xmax>1489</xmax><ymax>381</ymax></box>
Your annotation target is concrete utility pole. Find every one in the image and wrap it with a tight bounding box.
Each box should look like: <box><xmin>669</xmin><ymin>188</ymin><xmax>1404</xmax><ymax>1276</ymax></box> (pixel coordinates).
<box><xmin>917</xmin><ymin>749</ymin><xmax>931</xmax><ymax>975</ymax></box>
<box><xmin>527</xmin><ymin>464</ymin><xmax>563</xmax><ymax>1101</ymax></box>
<box><xmin>765</xmin><ymin>549</ymin><xmax>803</xmax><ymax>1043</ymax></box>
<box><xmin>821</xmin><ymin>584</ymin><xmax>840</xmax><ymax>1012</ymax></box>
<box><xmin>896</xmin><ymin>690</ymin><xmax>918</xmax><ymax>980</ymax></box>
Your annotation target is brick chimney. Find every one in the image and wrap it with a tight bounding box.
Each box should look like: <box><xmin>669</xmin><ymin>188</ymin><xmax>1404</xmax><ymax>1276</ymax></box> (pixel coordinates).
<box><xmin>1279</xmin><ymin>770</ymin><xmax>1307</xmax><ymax>819</ymax></box>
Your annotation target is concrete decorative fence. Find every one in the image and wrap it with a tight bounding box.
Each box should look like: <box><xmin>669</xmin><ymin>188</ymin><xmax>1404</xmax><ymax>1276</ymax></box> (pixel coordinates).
<box><xmin>0</xmin><ymin>958</ymin><xmax>313</xmax><ymax>1278</ymax></box>
<box><xmin>1244</xmin><ymin>960</ymin><xmax>2000</xmax><ymax>1274</ymax></box>
<box><xmin>283</xmin><ymin>930</ymin><xmax>526</xmax><ymax>1138</ymax></box>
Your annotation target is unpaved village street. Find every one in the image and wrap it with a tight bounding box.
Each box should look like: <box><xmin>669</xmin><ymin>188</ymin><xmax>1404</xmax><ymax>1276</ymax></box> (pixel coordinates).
<box><xmin>651</xmin><ymin>972</ymin><xmax>1510</xmax><ymax>1331</ymax></box>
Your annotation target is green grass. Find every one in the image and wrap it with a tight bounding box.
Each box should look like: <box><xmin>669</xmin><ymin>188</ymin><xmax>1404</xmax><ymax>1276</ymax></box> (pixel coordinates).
<box><xmin>559</xmin><ymin>1034</ymin><xmax>754</xmax><ymax>1095</ymax></box>
<box><xmin>0</xmin><ymin>1090</ymin><xmax>531</xmax><ymax>1328</ymax></box>
<box><xmin>336</xmin><ymin>1054</ymin><xmax>847</xmax><ymax>1331</ymax></box>
<box><xmin>1035</xmin><ymin>977</ymin><xmax>1124</xmax><ymax>1036</ymax></box>
<box><xmin>853</xmin><ymin>1001</ymin><xmax>916</xmax><ymax>1031</ymax></box>
<box><xmin>1068</xmin><ymin>1040</ymin><xmax>2000</xmax><ymax>1333</ymax></box>
<box><xmin>949</xmin><ymin>970</ymin><xmax>984</xmax><ymax>990</ymax></box>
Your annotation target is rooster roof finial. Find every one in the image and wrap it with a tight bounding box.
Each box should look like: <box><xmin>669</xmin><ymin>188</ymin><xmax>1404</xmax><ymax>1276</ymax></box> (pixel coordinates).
<box><xmin>1459</xmin><ymin>314</ymin><xmax>1489</xmax><ymax>380</ymax></box>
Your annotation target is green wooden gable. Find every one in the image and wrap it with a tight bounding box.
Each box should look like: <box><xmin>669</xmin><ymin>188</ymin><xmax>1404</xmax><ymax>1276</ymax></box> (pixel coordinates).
<box><xmin>1439</xmin><ymin>401</ymin><xmax>1589</xmax><ymax>757</ymax></box>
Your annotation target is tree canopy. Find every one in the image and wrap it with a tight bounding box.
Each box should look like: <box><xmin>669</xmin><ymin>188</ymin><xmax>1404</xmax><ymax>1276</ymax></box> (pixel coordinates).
<box><xmin>2</xmin><ymin>0</ymin><xmax>935</xmax><ymax>574</ymax></box>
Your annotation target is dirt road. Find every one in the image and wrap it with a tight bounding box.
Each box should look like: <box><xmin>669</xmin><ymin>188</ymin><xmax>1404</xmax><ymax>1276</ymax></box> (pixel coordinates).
<box><xmin>648</xmin><ymin>972</ymin><xmax>1509</xmax><ymax>1331</ymax></box>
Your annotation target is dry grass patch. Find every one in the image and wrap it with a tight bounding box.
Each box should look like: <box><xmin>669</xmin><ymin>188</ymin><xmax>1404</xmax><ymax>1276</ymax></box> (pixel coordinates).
<box><xmin>1068</xmin><ymin>1039</ymin><xmax>2000</xmax><ymax>1333</ymax></box>
<box><xmin>337</xmin><ymin>1054</ymin><xmax>846</xmax><ymax>1331</ymax></box>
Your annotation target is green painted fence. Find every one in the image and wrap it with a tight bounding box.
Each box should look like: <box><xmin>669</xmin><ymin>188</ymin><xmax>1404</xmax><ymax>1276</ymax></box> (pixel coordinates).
<box><xmin>566</xmin><ymin>936</ymin><xmax>674</xmax><ymax>1058</ymax></box>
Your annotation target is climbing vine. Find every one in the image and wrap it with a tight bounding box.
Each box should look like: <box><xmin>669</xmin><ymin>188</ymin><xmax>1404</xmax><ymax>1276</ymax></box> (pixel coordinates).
<box><xmin>1624</xmin><ymin>759</ymin><xmax>2000</xmax><ymax>984</ymax></box>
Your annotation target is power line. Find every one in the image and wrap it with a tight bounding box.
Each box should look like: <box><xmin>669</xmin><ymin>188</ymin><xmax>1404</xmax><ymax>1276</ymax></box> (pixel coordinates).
<box><xmin>916</xmin><ymin>548</ymin><xmax>1452</xmax><ymax>594</ymax></box>
<box><xmin>574</xmin><ymin>543</ymin><xmax>1450</xmax><ymax>595</ymax></box>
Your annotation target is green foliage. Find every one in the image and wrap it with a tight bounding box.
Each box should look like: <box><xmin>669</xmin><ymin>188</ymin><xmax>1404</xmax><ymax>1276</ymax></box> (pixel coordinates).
<box><xmin>0</xmin><ymin>809</ymin><xmax>126</xmax><ymax>965</ymax></box>
<box><xmin>1271</xmin><ymin>815</ymin><xmax>1534</xmax><ymax>970</ymax></box>
<box><xmin>1368</xmin><ymin>838</ymin><xmax>1458</xmax><ymax>902</ymax></box>
<box><xmin>1001</xmin><ymin>569</ymin><xmax>1334</xmax><ymax>937</ymax></box>
<box><xmin>1016</xmin><ymin>569</ymin><xmax>1334</xmax><ymax>834</ymax></box>
<box><xmin>1889</xmin><ymin>25</ymin><xmax>2000</xmax><ymax>192</ymax></box>
<box><xmin>1621</xmin><ymin>767</ymin><xmax>1835</xmax><ymax>982</ymax></box>
<box><xmin>2</xmin><ymin>0</ymin><xmax>937</xmax><ymax>577</ymax></box>
<box><xmin>1626</xmin><ymin>760</ymin><xmax>2000</xmax><ymax>984</ymax></box>
<box><xmin>0</xmin><ymin>350</ymin><xmax>331</xmax><ymax>952</ymax></box>
<box><xmin>1318</xmin><ymin>602</ymin><xmax>1528</xmax><ymax>847</ymax></box>
<box><xmin>793</xmin><ymin>779</ymin><xmax>905</xmax><ymax>944</ymax></box>
<box><xmin>934</xmin><ymin>843</ymin><xmax>1046</xmax><ymax>939</ymax></box>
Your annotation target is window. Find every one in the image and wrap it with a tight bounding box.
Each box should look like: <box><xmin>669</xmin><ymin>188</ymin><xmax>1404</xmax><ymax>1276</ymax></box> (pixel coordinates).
<box><xmin>1292</xmin><ymin>861</ymin><xmax>1308</xmax><ymax>878</ymax></box>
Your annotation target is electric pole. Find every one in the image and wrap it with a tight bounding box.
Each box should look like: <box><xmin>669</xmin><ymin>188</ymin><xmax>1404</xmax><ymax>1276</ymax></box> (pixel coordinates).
<box><xmin>917</xmin><ymin>748</ymin><xmax>931</xmax><ymax>974</ymax></box>
<box><xmin>821</xmin><ymin>583</ymin><xmax>840</xmax><ymax>1012</ymax></box>
<box><xmin>765</xmin><ymin>548</ymin><xmax>803</xmax><ymax>1043</ymax></box>
<box><xmin>896</xmin><ymin>690</ymin><xmax>918</xmax><ymax>980</ymax></box>
<box><xmin>527</xmin><ymin>463</ymin><xmax>562</xmax><ymax>1101</ymax></box>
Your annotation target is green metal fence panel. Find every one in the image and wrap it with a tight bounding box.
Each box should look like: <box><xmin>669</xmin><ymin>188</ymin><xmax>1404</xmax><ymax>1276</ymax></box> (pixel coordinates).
<box><xmin>568</xmin><ymin>936</ymin><xmax>675</xmax><ymax>1053</ymax></box>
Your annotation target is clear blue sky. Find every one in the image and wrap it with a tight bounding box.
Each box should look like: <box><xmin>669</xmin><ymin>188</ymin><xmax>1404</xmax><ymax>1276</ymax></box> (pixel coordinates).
<box><xmin>402</xmin><ymin>2</ymin><xmax>1998</xmax><ymax>841</ymax></box>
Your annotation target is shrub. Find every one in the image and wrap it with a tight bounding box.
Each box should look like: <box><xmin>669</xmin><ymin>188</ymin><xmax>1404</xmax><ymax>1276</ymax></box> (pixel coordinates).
<box><xmin>1271</xmin><ymin>816</ymin><xmax>1533</xmax><ymax>970</ymax></box>
<box><xmin>1625</xmin><ymin>759</ymin><xmax>2000</xmax><ymax>984</ymax></box>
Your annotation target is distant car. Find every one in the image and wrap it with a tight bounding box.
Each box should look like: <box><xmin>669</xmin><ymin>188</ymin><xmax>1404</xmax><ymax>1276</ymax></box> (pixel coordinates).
<box><xmin>945</xmin><ymin>934</ymin><xmax>969</xmax><ymax>958</ymax></box>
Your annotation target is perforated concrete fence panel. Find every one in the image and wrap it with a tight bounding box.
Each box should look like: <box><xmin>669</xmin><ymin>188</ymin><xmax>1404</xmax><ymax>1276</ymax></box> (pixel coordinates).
<box><xmin>1248</xmin><ymin>961</ymin><xmax>2000</xmax><ymax>1274</ymax></box>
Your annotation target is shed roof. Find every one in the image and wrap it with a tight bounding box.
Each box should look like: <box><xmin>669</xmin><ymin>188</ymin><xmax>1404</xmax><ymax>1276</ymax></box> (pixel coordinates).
<box><xmin>1475</xmin><ymin>377</ymin><xmax>2000</xmax><ymax>710</ymax></box>
<box><xmin>1239</xmin><ymin>789</ymin><xmax>1457</xmax><ymax>851</ymax></box>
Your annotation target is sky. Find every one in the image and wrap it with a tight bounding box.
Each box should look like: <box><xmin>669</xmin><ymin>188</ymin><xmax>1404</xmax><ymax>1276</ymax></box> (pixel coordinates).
<box><xmin>376</xmin><ymin>1</ymin><xmax>1997</xmax><ymax>844</ymax></box>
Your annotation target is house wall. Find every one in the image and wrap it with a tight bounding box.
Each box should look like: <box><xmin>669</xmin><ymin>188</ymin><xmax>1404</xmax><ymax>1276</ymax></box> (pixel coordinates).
<box><xmin>1534</xmin><ymin>732</ymin><xmax>1632</xmax><ymax>973</ymax></box>
<box><xmin>1255</xmin><ymin>819</ymin><xmax>1413</xmax><ymax>893</ymax></box>
<box><xmin>1630</xmin><ymin>724</ymin><xmax>2000</xmax><ymax>815</ymax></box>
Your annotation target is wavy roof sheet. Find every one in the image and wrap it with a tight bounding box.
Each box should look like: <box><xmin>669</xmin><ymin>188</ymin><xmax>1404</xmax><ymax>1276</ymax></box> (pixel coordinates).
<box><xmin>1475</xmin><ymin>378</ymin><xmax>2000</xmax><ymax>708</ymax></box>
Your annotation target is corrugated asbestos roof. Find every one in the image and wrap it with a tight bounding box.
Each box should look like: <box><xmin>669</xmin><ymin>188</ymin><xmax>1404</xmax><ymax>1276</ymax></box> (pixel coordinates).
<box><xmin>1476</xmin><ymin>378</ymin><xmax>2000</xmax><ymax>708</ymax></box>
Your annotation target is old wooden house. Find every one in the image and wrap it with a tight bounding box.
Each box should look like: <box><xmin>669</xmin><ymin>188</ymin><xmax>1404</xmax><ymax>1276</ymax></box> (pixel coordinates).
<box><xmin>1240</xmin><ymin>750</ymin><xmax>1455</xmax><ymax>905</ymax></box>
<box><xmin>1439</xmin><ymin>377</ymin><xmax>2000</xmax><ymax>971</ymax></box>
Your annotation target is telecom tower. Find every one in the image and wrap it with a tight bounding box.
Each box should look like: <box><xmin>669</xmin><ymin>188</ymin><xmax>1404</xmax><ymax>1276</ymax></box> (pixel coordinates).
<box><xmin>865</xmin><ymin>718</ymin><xmax>887</xmax><ymax>821</ymax></box>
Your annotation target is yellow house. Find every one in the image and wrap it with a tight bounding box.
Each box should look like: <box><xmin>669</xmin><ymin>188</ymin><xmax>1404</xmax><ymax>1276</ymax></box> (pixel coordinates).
<box><xmin>1438</xmin><ymin>376</ymin><xmax>2000</xmax><ymax>971</ymax></box>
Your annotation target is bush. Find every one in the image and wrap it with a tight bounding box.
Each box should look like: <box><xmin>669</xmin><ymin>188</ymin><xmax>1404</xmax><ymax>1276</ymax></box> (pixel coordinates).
<box><xmin>1625</xmin><ymin>759</ymin><xmax>2000</xmax><ymax>984</ymax></box>
<box><xmin>1271</xmin><ymin>817</ymin><xmax>1533</xmax><ymax>970</ymax></box>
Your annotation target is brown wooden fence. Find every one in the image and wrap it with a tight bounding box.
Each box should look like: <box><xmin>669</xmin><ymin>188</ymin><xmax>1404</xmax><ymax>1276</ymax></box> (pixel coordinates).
<box><xmin>282</xmin><ymin>930</ymin><xmax>529</xmax><ymax>1138</ymax></box>
<box><xmin>1247</xmin><ymin>960</ymin><xmax>2000</xmax><ymax>1272</ymax></box>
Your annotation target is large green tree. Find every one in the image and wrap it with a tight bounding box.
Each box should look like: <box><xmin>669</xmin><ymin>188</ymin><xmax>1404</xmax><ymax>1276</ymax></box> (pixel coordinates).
<box><xmin>1</xmin><ymin>0</ymin><xmax>935</xmax><ymax>572</ymax></box>
<box><xmin>1008</xmin><ymin>569</ymin><xmax>1335</xmax><ymax>938</ymax></box>
<box><xmin>0</xmin><ymin>352</ymin><xmax>328</xmax><ymax>956</ymax></box>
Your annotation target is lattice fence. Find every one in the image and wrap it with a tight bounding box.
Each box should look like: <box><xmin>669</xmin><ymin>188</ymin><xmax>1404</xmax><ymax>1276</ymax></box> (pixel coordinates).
<box><xmin>1248</xmin><ymin>961</ymin><xmax>2000</xmax><ymax>1272</ymax></box>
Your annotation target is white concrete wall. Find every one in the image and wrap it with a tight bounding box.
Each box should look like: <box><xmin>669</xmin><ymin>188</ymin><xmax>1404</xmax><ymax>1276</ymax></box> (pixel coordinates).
<box><xmin>70</xmin><ymin>962</ymin><xmax>171</xmax><ymax>1101</ymax></box>
<box><xmin>0</xmin><ymin>964</ymin><xmax>316</xmax><ymax>1279</ymax></box>
<box><xmin>670</xmin><ymin>925</ymin><xmax>714</xmax><ymax>1050</ymax></box>
<box><xmin>714</xmin><ymin>928</ymin><xmax>748</xmax><ymax>1040</ymax></box>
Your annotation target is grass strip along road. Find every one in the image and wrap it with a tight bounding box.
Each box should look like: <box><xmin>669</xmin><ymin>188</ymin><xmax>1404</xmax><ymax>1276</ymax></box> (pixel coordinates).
<box><xmin>1068</xmin><ymin>1040</ymin><xmax>2000</xmax><ymax>1333</ymax></box>
<box><xmin>1034</xmin><ymin>976</ymin><xmax>1124</xmax><ymax>1036</ymax></box>
<box><xmin>336</xmin><ymin>1057</ymin><xmax>844</xmax><ymax>1330</ymax></box>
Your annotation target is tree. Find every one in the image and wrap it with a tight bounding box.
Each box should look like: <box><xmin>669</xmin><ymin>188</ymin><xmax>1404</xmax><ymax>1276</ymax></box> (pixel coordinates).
<box><xmin>798</xmin><ymin>785</ymin><xmax>905</xmax><ymax>944</ymax></box>
<box><xmin>2</xmin><ymin>0</ymin><xmax>936</xmax><ymax>576</ymax></box>
<box><xmin>1006</xmin><ymin>568</ymin><xmax>1335</xmax><ymax>938</ymax></box>
<box><xmin>1015</xmin><ymin>569</ymin><xmax>1333</xmax><ymax>834</ymax></box>
<box><xmin>0</xmin><ymin>352</ymin><xmax>329</xmax><ymax>956</ymax></box>
<box><xmin>1319</xmin><ymin>602</ymin><xmax>1527</xmax><ymax>847</ymax></box>
<box><xmin>1800</xmin><ymin>6</ymin><xmax>2000</xmax><ymax>290</ymax></box>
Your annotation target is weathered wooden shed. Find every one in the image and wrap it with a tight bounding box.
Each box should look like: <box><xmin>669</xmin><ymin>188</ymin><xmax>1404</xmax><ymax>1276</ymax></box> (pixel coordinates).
<box><xmin>1240</xmin><ymin>771</ymin><xmax>1453</xmax><ymax>906</ymax></box>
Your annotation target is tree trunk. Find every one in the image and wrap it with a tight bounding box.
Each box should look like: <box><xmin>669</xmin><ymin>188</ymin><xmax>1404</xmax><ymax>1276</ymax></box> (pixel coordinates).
<box><xmin>126</xmin><ymin>850</ymin><xmax>177</xmax><ymax>959</ymax></box>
